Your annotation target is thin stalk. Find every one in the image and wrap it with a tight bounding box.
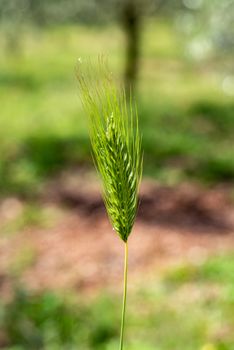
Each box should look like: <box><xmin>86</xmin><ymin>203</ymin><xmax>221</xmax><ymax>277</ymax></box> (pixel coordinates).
<box><xmin>119</xmin><ymin>241</ymin><xmax>128</xmax><ymax>350</ymax></box>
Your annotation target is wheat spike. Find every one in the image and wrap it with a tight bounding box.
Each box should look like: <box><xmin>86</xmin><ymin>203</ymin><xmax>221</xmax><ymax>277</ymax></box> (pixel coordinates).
<box><xmin>77</xmin><ymin>58</ymin><xmax>142</xmax><ymax>242</ymax></box>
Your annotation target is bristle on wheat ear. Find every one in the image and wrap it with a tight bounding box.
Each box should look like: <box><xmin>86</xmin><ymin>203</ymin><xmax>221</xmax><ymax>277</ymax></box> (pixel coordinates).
<box><xmin>77</xmin><ymin>58</ymin><xmax>142</xmax><ymax>242</ymax></box>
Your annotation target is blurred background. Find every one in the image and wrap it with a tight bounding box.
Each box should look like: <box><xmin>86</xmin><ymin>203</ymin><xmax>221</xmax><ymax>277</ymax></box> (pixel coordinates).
<box><xmin>0</xmin><ymin>0</ymin><xmax>234</xmax><ymax>349</ymax></box>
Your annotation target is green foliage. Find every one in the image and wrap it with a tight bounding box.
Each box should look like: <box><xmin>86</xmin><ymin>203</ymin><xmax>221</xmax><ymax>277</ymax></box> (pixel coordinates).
<box><xmin>0</xmin><ymin>289</ymin><xmax>119</xmax><ymax>349</ymax></box>
<box><xmin>1</xmin><ymin>289</ymin><xmax>81</xmax><ymax>349</ymax></box>
<box><xmin>78</xmin><ymin>59</ymin><xmax>142</xmax><ymax>242</ymax></box>
<box><xmin>1</xmin><ymin>254</ymin><xmax>234</xmax><ymax>349</ymax></box>
<box><xmin>164</xmin><ymin>253</ymin><xmax>234</xmax><ymax>289</ymax></box>
<box><xmin>0</xmin><ymin>135</ymin><xmax>90</xmax><ymax>198</ymax></box>
<box><xmin>0</xmin><ymin>23</ymin><xmax>233</xmax><ymax>197</ymax></box>
<box><xmin>190</xmin><ymin>101</ymin><xmax>234</xmax><ymax>135</ymax></box>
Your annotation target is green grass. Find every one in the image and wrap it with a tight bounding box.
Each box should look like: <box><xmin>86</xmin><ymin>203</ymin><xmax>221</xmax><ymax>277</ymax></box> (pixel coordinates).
<box><xmin>0</xmin><ymin>21</ymin><xmax>234</xmax><ymax>197</ymax></box>
<box><xmin>1</xmin><ymin>253</ymin><xmax>234</xmax><ymax>349</ymax></box>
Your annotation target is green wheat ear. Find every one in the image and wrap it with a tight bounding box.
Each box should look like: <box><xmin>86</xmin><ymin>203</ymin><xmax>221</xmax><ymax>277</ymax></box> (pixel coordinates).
<box><xmin>77</xmin><ymin>57</ymin><xmax>143</xmax><ymax>350</ymax></box>
<box><xmin>77</xmin><ymin>58</ymin><xmax>142</xmax><ymax>243</ymax></box>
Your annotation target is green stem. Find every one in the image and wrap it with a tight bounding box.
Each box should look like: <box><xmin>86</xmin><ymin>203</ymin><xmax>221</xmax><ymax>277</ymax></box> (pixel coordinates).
<box><xmin>119</xmin><ymin>241</ymin><xmax>128</xmax><ymax>350</ymax></box>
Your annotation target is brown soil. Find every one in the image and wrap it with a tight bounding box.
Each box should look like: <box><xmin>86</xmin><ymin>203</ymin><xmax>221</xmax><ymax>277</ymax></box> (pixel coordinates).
<box><xmin>0</xmin><ymin>176</ymin><xmax>234</xmax><ymax>296</ymax></box>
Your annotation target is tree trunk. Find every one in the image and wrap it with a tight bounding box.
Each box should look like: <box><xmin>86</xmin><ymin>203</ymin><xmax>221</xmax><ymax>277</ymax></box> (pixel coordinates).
<box><xmin>122</xmin><ymin>0</ymin><xmax>141</xmax><ymax>98</ymax></box>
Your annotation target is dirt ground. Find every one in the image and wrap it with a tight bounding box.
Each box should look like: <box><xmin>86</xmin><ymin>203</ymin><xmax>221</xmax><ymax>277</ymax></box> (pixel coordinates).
<box><xmin>1</xmin><ymin>175</ymin><xmax>234</xmax><ymax>296</ymax></box>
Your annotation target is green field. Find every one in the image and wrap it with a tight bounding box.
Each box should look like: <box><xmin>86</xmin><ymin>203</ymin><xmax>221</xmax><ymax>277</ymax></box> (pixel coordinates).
<box><xmin>1</xmin><ymin>253</ymin><xmax>234</xmax><ymax>349</ymax></box>
<box><xmin>1</xmin><ymin>21</ymin><xmax>234</xmax><ymax>197</ymax></box>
